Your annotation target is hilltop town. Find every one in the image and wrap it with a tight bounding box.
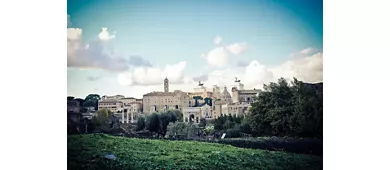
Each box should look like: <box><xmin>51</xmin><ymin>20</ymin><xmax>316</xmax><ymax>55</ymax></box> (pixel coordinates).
<box><xmin>68</xmin><ymin>77</ymin><xmax>264</xmax><ymax>125</ymax></box>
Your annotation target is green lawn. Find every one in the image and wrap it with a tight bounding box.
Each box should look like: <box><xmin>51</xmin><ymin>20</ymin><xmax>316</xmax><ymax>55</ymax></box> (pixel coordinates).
<box><xmin>68</xmin><ymin>134</ymin><xmax>322</xmax><ymax>170</ymax></box>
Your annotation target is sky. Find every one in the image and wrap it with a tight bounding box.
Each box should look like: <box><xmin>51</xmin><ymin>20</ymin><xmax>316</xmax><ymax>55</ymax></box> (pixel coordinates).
<box><xmin>67</xmin><ymin>0</ymin><xmax>323</xmax><ymax>99</ymax></box>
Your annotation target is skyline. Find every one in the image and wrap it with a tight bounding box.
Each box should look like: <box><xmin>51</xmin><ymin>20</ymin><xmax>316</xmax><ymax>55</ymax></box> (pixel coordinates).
<box><xmin>67</xmin><ymin>0</ymin><xmax>323</xmax><ymax>98</ymax></box>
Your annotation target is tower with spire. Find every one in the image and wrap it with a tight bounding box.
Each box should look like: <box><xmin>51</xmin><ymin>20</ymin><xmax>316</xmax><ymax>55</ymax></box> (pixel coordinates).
<box><xmin>164</xmin><ymin>77</ymin><xmax>169</xmax><ymax>93</ymax></box>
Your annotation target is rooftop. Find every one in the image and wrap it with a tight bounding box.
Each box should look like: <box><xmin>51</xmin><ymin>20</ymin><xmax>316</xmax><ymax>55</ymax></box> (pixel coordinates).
<box><xmin>121</xmin><ymin>97</ymin><xmax>135</xmax><ymax>99</ymax></box>
<box><xmin>99</xmin><ymin>100</ymin><xmax>123</xmax><ymax>103</ymax></box>
<box><xmin>143</xmin><ymin>90</ymin><xmax>186</xmax><ymax>97</ymax></box>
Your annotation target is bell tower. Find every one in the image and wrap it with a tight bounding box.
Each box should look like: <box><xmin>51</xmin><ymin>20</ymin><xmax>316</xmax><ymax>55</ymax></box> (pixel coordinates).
<box><xmin>164</xmin><ymin>77</ymin><xmax>169</xmax><ymax>93</ymax></box>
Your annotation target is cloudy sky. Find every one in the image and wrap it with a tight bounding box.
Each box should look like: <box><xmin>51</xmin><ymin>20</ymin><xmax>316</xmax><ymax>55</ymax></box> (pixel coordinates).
<box><xmin>67</xmin><ymin>0</ymin><xmax>323</xmax><ymax>99</ymax></box>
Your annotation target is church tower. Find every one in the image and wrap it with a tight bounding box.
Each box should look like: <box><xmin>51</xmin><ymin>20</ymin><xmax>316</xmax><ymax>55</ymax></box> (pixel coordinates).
<box><xmin>164</xmin><ymin>77</ymin><xmax>169</xmax><ymax>93</ymax></box>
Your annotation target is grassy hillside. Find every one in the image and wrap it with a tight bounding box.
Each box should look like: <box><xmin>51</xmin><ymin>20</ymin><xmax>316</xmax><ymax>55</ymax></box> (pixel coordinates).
<box><xmin>68</xmin><ymin>134</ymin><xmax>322</xmax><ymax>170</ymax></box>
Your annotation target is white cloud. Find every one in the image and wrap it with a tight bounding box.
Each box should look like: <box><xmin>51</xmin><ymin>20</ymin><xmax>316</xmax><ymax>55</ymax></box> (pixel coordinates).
<box><xmin>243</xmin><ymin>61</ymin><xmax>274</xmax><ymax>88</ymax></box>
<box><xmin>116</xmin><ymin>49</ymin><xmax>322</xmax><ymax>97</ymax></box>
<box><xmin>214</xmin><ymin>35</ymin><xmax>222</xmax><ymax>45</ymax></box>
<box><xmin>271</xmin><ymin>52</ymin><xmax>323</xmax><ymax>83</ymax></box>
<box><xmin>226</xmin><ymin>42</ymin><xmax>248</xmax><ymax>55</ymax></box>
<box><xmin>204</xmin><ymin>47</ymin><xmax>229</xmax><ymax>68</ymax></box>
<box><xmin>67</xmin><ymin>28</ymin><xmax>82</xmax><ymax>40</ymax></box>
<box><xmin>98</xmin><ymin>27</ymin><xmax>116</xmax><ymax>41</ymax></box>
<box><xmin>117</xmin><ymin>62</ymin><xmax>188</xmax><ymax>86</ymax></box>
<box><xmin>198</xmin><ymin>50</ymin><xmax>323</xmax><ymax>91</ymax></box>
<box><xmin>300</xmin><ymin>47</ymin><xmax>315</xmax><ymax>54</ymax></box>
<box><xmin>203</xmin><ymin>38</ymin><xmax>249</xmax><ymax>68</ymax></box>
<box><xmin>67</xmin><ymin>26</ymin><xmax>128</xmax><ymax>71</ymax></box>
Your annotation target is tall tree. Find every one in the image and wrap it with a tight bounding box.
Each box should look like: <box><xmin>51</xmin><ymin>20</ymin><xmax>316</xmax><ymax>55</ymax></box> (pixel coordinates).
<box><xmin>83</xmin><ymin>94</ymin><xmax>101</xmax><ymax>110</ymax></box>
<box><xmin>146</xmin><ymin>113</ymin><xmax>160</xmax><ymax>135</ymax></box>
<box><xmin>248</xmin><ymin>77</ymin><xmax>323</xmax><ymax>138</ymax></box>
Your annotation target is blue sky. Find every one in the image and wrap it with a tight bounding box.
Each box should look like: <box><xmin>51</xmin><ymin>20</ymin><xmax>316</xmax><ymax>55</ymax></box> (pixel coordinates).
<box><xmin>67</xmin><ymin>0</ymin><xmax>323</xmax><ymax>99</ymax></box>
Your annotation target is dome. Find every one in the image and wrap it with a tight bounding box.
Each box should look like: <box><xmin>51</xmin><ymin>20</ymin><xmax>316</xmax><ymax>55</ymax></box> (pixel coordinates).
<box><xmin>220</xmin><ymin>86</ymin><xmax>232</xmax><ymax>103</ymax></box>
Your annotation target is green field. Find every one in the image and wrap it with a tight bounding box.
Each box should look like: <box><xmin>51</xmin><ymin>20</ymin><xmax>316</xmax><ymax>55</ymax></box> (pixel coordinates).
<box><xmin>68</xmin><ymin>134</ymin><xmax>322</xmax><ymax>170</ymax></box>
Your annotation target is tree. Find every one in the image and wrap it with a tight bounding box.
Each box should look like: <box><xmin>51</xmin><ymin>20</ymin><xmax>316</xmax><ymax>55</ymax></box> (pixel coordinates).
<box><xmin>83</xmin><ymin>94</ymin><xmax>101</xmax><ymax>110</ymax></box>
<box><xmin>168</xmin><ymin>109</ymin><xmax>183</xmax><ymax>122</ymax></box>
<box><xmin>74</xmin><ymin>98</ymin><xmax>85</xmax><ymax>106</ymax></box>
<box><xmin>166</xmin><ymin>122</ymin><xmax>199</xmax><ymax>138</ymax></box>
<box><xmin>159</xmin><ymin>112</ymin><xmax>173</xmax><ymax>137</ymax></box>
<box><xmin>166</xmin><ymin>109</ymin><xmax>181</xmax><ymax>122</ymax></box>
<box><xmin>67</xmin><ymin>96</ymin><xmax>75</xmax><ymax>101</ymax></box>
<box><xmin>248</xmin><ymin>77</ymin><xmax>323</xmax><ymax>138</ymax></box>
<box><xmin>90</xmin><ymin>109</ymin><xmax>113</xmax><ymax>132</ymax></box>
<box><xmin>166</xmin><ymin>122</ymin><xmax>188</xmax><ymax>137</ymax></box>
<box><xmin>199</xmin><ymin>118</ymin><xmax>207</xmax><ymax>128</ymax></box>
<box><xmin>146</xmin><ymin>113</ymin><xmax>160</xmax><ymax>135</ymax></box>
<box><xmin>213</xmin><ymin>115</ymin><xmax>226</xmax><ymax>131</ymax></box>
<box><xmin>136</xmin><ymin>116</ymin><xmax>146</xmax><ymax>131</ymax></box>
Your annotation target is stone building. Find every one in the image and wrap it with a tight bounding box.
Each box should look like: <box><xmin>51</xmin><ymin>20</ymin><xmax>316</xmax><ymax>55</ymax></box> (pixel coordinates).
<box><xmin>98</xmin><ymin>100</ymin><xmax>123</xmax><ymax>113</ymax></box>
<box><xmin>142</xmin><ymin>90</ymin><xmax>191</xmax><ymax>114</ymax></box>
<box><xmin>187</xmin><ymin>82</ymin><xmax>213</xmax><ymax>105</ymax></box>
<box><xmin>122</xmin><ymin>101</ymin><xmax>142</xmax><ymax>123</ymax></box>
<box><xmin>221</xmin><ymin>103</ymin><xmax>251</xmax><ymax>117</ymax></box>
<box><xmin>142</xmin><ymin>77</ymin><xmax>192</xmax><ymax>114</ymax></box>
<box><xmin>231</xmin><ymin>83</ymin><xmax>261</xmax><ymax>104</ymax></box>
<box><xmin>98</xmin><ymin>95</ymin><xmax>142</xmax><ymax>124</ymax></box>
<box><xmin>216</xmin><ymin>79</ymin><xmax>261</xmax><ymax>117</ymax></box>
<box><xmin>219</xmin><ymin>86</ymin><xmax>233</xmax><ymax>104</ymax></box>
<box><xmin>183</xmin><ymin>103</ymin><xmax>212</xmax><ymax>123</ymax></box>
<box><xmin>212</xmin><ymin>100</ymin><xmax>223</xmax><ymax>119</ymax></box>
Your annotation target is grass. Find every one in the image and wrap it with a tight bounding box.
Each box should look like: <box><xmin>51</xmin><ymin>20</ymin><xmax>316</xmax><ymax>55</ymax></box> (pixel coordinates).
<box><xmin>68</xmin><ymin>134</ymin><xmax>322</xmax><ymax>170</ymax></box>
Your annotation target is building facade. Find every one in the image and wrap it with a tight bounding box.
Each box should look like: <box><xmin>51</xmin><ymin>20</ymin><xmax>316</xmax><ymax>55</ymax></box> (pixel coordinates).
<box><xmin>231</xmin><ymin>87</ymin><xmax>261</xmax><ymax>104</ymax></box>
<box><xmin>221</xmin><ymin>103</ymin><xmax>251</xmax><ymax>117</ymax></box>
<box><xmin>98</xmin><ymin>100</ymin><xmax>123</xmax><ymax>113</ymax></box>
<box><xmin>183</xmin><ymin>104</ymin><xmax>212</xmax><ymax>123</ymax></box>
<box><xmin>142</xmin><ymin>90</ymin><xmax>191</xmax><ymax>114</ymax></box>
<box><xmin>98</xmin><ymin>95</ymin><xmax>142</xmax><ymax>124</ymax></box>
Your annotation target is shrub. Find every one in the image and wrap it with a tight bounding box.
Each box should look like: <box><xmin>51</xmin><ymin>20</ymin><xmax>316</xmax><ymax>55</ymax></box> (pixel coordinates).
<box><xmin>166</xmin><ymin>122</ymin><xmax>199</xmax><ymax>138</ymax></box>
<box><xmin>226</xmin><ymin>128</ymin><xmax>240</xmax><ymax>138</ymax></box>
<box><xmin>90</xmin><ymin>109</ymin><xmax>114</xmax><ymax>132</ymax></box>
<box><xmin>199</xmin><ymin>118</ymin><xmax>206</xmax><ymax>128</ymax></box>
<box><xmin>217</xmin><ymin>137</ymin><xmax>323</xmax><ymax>156</ymax></box>
<box><xmin>136</xmin><ymin>116</ymin><xmax>146</xmax><ymax>131</ymax></box>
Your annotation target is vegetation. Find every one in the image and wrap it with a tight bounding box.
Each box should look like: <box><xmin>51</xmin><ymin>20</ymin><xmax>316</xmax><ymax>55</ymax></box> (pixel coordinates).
<box><xmin>83</xmin><ymin>94</ymin><xmax>101</xmax><ymax>110</ymax></box>
<box><xmin>166</xmin><ymin>122</ymin><xmax>200</xmax><ymax>138</ymax></box>
<box><xmin>136</xmin><ymin>116</ymin><xmax>146</xmax><ymax>131</ymax></box>
<box><xmin>68</xmin><ymin>134</ymin><xmax>322</xmax><ymax>170</ymax></box>
<box><xmin>248</xmin><ymin>78</ymin><xmax>323</xmax><ymax>138</ymax></box>
<box><xmin>208</xmin><ymin>78</ymin><xmax>322</xmax><ymax>139</ymax></box>
<box><xmin>144</xmin><ymin>109</ymin><xmax>183</xmax><ymax>137</ymax></box>
<box><xmin>199</xmin><ymin>118</ymin><xmax>207</xmax><ymax>128</ymax></box>
<box><xmin>90</xmin><ymin>109</ymin><xmax>120</xmax><ymax>133</ymax></box>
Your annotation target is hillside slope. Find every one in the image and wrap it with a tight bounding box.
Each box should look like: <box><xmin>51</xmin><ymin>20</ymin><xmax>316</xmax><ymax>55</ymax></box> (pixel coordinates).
<box><xmin>68</xmin><ymin>134</ymin><xmax>322</xmax><ymax>170</ymax></box>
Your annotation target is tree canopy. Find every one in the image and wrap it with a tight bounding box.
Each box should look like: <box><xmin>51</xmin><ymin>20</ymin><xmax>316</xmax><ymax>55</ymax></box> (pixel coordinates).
<box><xmin>248</xmin><ymin>77</ymin><xmax>323</xmax><ymax>138</ymax></box>
<box><xmin>83</xmin><ymin>94</ymin><xmax>101</xmax><ymax>110</ymax></box>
